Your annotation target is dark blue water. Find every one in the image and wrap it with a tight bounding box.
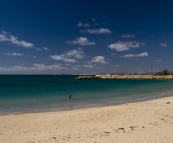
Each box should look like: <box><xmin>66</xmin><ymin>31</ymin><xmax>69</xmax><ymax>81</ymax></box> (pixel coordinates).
<box><xmin>0</xmin><ymin>75</ymin><xmax>173</xmax><ymax>115</ymax></box>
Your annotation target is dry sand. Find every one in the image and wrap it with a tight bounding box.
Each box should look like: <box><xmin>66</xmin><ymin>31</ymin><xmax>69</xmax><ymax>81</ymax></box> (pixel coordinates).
<box><xmin>0</xmin><ymin>97</ymin><xmax>173</xmax><ymax>143</ymax></box>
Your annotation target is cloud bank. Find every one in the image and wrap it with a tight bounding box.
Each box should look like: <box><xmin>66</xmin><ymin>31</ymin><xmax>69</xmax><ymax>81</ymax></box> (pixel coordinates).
<box><xmin>0</xmin><ymin>64</ymin><xmax>66</xmax><ymax>73</ymax></box>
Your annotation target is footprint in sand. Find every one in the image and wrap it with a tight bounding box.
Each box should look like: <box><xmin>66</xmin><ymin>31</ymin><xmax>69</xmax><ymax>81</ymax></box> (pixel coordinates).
<box><xmin>166</xmin><ymin>102</ymin><xmax>171</xmax><ymax>104</ymax></box>
<box><xmin>104</xmin><ymin>131</ymin><xmax>111</xmax><ymax>134</ymax></box>
<box><xmin>118</xmin><ymin>128</ymin><xmax>125</xmax><ymax>130</ymax></box>
<box><xmin>129</xmin><ymin>126</ymin><xmax>139</xmax><ymax>130</ymax></box>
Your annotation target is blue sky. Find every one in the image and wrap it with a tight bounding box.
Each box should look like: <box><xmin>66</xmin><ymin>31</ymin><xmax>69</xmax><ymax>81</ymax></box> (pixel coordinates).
<box><xmin>0</xmin><ymin>0</ymin><xmax>173</xmax><ymax>74</ymax></box>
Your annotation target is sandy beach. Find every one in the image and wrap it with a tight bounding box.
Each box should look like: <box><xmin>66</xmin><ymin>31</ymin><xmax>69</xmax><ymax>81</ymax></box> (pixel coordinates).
<box><xmin>0</xmin><ymin>97</ymin><xmax>173</xmax><ymax>143</ymax></box>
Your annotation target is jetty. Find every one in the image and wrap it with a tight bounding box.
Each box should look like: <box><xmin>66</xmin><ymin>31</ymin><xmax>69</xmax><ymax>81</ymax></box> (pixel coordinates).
<box><xmin>75</xmin><ymin>74</ymin><xmax>173</xmax><ymax>80</ymax></box>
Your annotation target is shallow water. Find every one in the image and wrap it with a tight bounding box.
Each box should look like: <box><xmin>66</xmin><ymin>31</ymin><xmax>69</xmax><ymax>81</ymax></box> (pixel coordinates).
<box><xmin>0</xmin><ymin>75</ymin><xmax>173</xmax><ymax>115</ymax></box>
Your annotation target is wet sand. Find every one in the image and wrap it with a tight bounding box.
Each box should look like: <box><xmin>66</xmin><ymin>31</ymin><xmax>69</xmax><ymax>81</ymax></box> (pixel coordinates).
<box><xmin>0</xmin><ymin>96</ymin><xmax>173</xmax><ymax>143</ymax></box>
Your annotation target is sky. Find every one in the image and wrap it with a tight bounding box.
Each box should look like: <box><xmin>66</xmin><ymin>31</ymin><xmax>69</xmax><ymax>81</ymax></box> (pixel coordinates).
<box><xmin>0</xmin><ymin>0</ymin><xmax>173</xmax><ymax>74</ymax></box>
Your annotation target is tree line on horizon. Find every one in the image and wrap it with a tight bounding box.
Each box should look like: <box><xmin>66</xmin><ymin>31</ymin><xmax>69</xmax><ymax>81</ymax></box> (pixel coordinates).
<box><xmin>155</xmin><ymin>69</ymin><xmax>173</xmax><ymax>76</ymax></box>
<box><xmin>114</xmin><ymin>69</ymin><xmax>173</xmax><ymax>76</ymax></box>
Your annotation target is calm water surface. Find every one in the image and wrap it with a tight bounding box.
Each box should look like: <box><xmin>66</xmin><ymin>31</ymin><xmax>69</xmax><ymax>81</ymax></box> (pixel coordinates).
<box><xmin>0</xmin><ymin>75</ymin><xmax>173</xmax><ymax>115</ymax></box>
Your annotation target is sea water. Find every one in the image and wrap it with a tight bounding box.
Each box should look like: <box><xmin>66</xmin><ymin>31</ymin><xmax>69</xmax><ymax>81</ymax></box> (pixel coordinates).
<box><xmin>0</xmin><ymin>75</ymin><xmax>173</xmax><ymax>115</ymax></box>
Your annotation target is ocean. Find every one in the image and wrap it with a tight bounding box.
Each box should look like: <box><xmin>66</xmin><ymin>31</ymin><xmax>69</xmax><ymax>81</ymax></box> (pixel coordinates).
<box><xmin>0</xmin><ymin>75</ymin><xmax>173</xmax><ymax>115</ymax></box>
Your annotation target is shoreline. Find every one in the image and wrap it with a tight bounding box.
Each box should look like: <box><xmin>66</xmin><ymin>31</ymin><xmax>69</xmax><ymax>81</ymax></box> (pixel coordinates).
<box><xmin>1</xmin><ymin>96</ymin><xmax>173</xmax><ymax>142</ymax></box>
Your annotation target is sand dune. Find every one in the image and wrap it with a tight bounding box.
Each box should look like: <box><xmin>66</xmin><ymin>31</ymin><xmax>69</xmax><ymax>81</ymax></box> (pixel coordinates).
<box><xmin>0</xmin><ymin>97</ymin><xmax>173</xmax><ymax>143</ymax></box>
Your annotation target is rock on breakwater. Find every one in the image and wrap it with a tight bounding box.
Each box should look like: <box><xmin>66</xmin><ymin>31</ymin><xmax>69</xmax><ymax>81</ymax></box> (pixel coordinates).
<box><xmin>75</xmin><ymin>76</ymin><xmax>101</xmax><ymax>80</ymax></box>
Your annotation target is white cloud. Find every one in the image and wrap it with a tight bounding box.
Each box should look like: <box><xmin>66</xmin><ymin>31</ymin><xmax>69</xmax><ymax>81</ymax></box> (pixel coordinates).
<box><xmin>66</xmin><ymin>49</ymin><xmax>84</xmax><ymax>58</ymax></box>
<box><xmin>0</xmin><ymin>33</ymin><xmax>8</xmax><ymax>41</ymax></box>
<box><xmin>66</xmin><ymin>37</ymin><xmax>95</xmax><ymax>46</ymax></box>
<box><xmin>50</xmin><ymin>49</ymin><xmax>84</xmax><ymax>62</ymax></box>
<box><xmin>4</xmin><ymin>52</ymin><xmax>24</xmax><ymax>56</ymax></box>
<box><xmin>0</xmin><ymin>30</ymin><xmax>34</xmax><ymax>48</ymax></box>
<box><xmin>33</xmin><ymin>56</ymin><xmax>37</xmax><ymax>58</ymax></box>
<box><xmin>120</xmin><ymin>52</ymin><xmax>148</xmax><ymax>58</ymax></box>
<box><xmin>108</xmin><ymin>41</ymin><xmax>140</xmax><ymax>52</ymax></box>
<box><xmin>159</xmin><ymin>42</ymin><xmax>168</xmax><ymax>47</ymax></box>
<box><xmin>121</xmin><ymin>34</ymin><xmax>135</xmax><ymax>38</ymax></box>
<box><xmin>155</xmin><ymin>59</ymin><xmax>162</xmax><ymax>62</ymax></box>
<box><xmin>77</xmin><ymin>22</ymin><xmax>90</xmax><ymax>28</ymax></box>
<box><xmin>83</xmin><ymin>64</ymin><xmax>95</xmax><ymax>68</ymax></box>
<box><xmin>80</xmin><ymin>28</ymin><xmax>111</xmax><ymax>34</ymax></box>
<box><xmin>91</xmin><ymin>56</ymin><xmax>108</xmax><ymax>64</ymax></box>
<box><xmin>43</xmin><ymin>47</ymin><xmax>50</xmax><ymax>50</ymax></box>
<box><xmin>10</xmin><ymin>36</ymin><xmax>34</xmax><ymax>48</ymax></box>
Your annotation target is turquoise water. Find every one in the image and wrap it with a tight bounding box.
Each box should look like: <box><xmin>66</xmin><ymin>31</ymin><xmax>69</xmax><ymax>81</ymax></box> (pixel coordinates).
<box><xmin>0</xmin><ymin>75</ymin><xmax>173</xmax><ymax>115</ymax></box>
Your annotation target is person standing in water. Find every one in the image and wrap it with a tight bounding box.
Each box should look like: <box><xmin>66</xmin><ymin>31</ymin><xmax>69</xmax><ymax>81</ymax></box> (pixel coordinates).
<box><xmin>68</xmin><ymin>93</ymin><xmax>71</xmax><ymax>99</ymax></box>
<box><xmin>68</xmin><ymin>93</ymin><xmax>72</xmax><ymax>110</ymax></box>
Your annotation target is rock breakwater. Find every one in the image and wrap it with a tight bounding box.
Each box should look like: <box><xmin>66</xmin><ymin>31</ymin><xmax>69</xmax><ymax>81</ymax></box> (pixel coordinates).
<box><xmin>76</xmin><ymin>74</ymin><xmax>173</xmax><ymax>80</ymax></box>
